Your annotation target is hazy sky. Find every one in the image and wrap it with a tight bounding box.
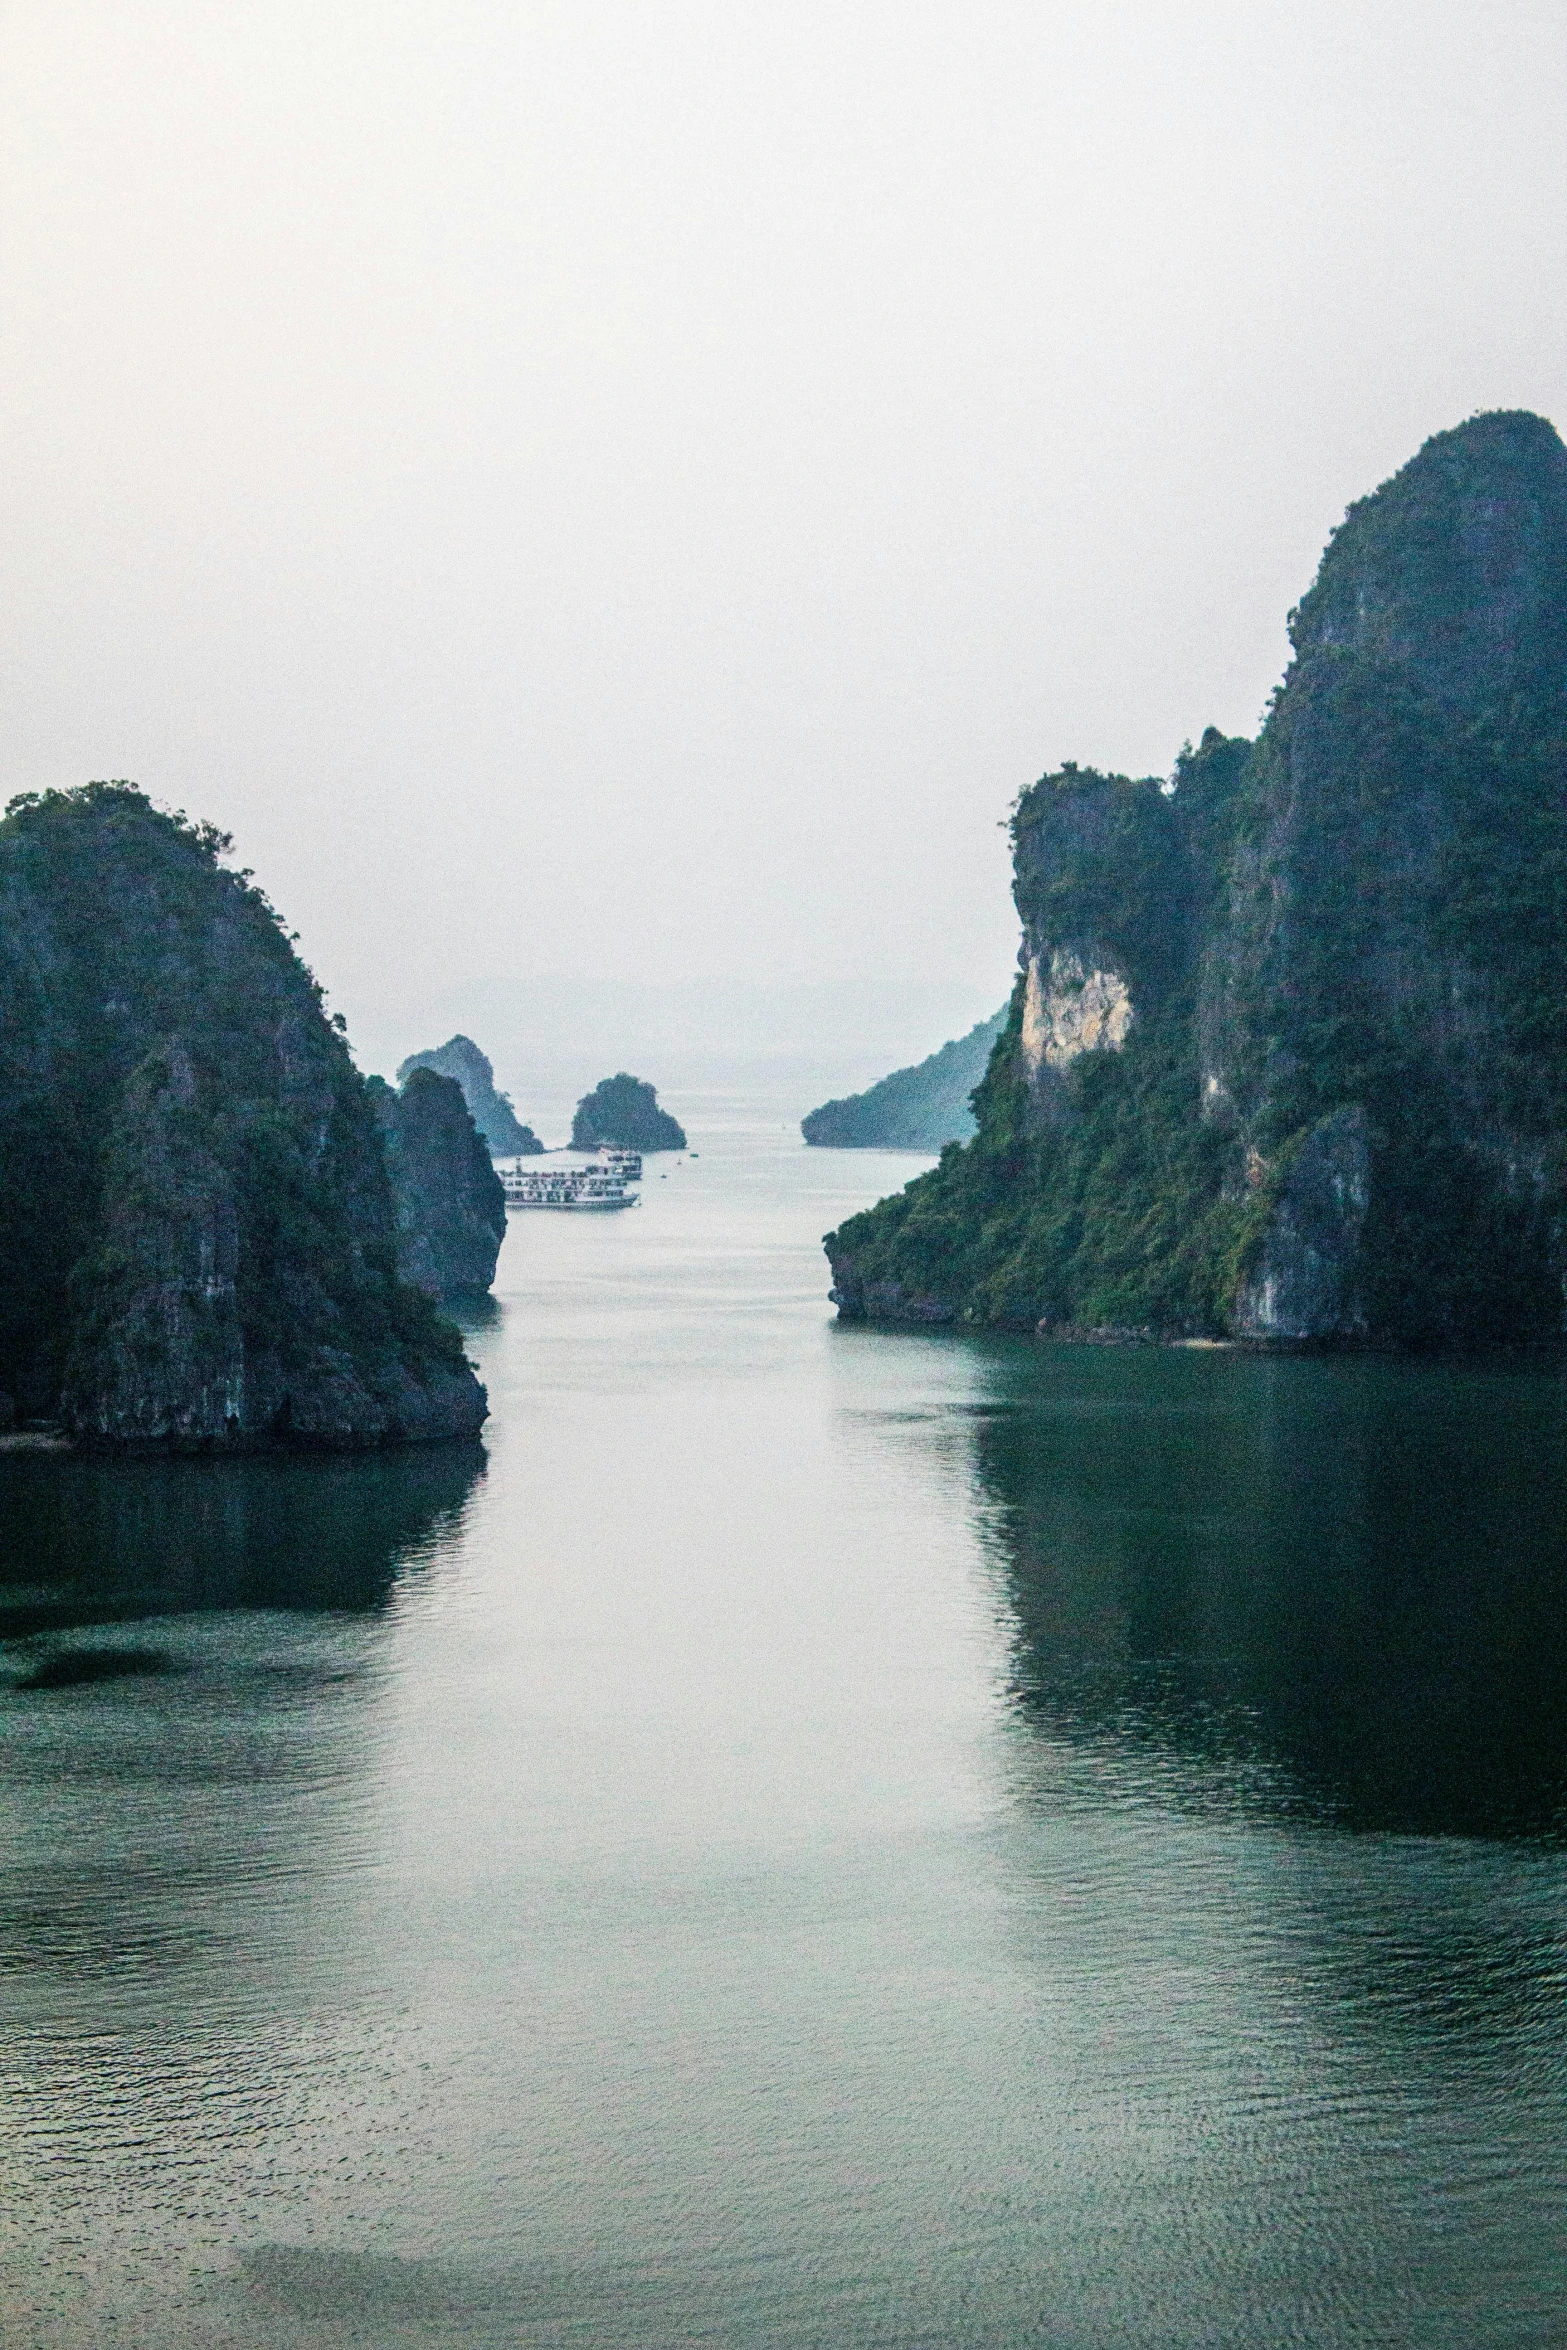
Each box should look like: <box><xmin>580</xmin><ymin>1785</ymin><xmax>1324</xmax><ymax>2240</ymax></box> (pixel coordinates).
<box><xmin>4</xmin><ymin>1</ymin><xmax>1565</xmax><ymax>1100</ymax></box>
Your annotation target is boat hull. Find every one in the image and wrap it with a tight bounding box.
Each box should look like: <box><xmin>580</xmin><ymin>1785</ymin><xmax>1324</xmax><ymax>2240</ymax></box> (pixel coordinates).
<box><xmin>507</xmin><ymin>1197</ymin><xmax>638</xmax><ymax>1212</ymax></box>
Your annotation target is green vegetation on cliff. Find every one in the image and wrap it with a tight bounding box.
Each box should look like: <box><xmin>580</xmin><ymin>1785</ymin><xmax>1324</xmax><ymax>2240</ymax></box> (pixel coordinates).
<box><xmin>571</xmin><ymin>1073</ymin><xmax>686</xmax><ymax>1152</ymax></box>
<box><xmin>0</xmin><ymin>783</ymin><xmax>486</xmax><ymax>1444</ymax></box>
<box><xmin>802</xmin><ymin>1010</ymin><xmax>1006</xmax><ymax>1150</ymax></box>
<box><xmin>830</xmin><ymin>739</ymin><xmax>1254</xmax><ymax>1333</ymax></box>
<box><xmin>829</xmin><ymin>412</ymin><xmax>1567</xmax><ymax>1349</ymax></box>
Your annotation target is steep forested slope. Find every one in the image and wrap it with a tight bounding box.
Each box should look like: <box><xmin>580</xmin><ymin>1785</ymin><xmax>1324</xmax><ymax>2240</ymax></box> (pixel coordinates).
<box><xmin>0</xmin><ymin>784</ymin><xmax>487</xmax><ymax>1444</ymax></box>
<box><xmin>829</xmin><ymin>413</ymin><xmax>1567</xmax><ymax>1349</ymax></box>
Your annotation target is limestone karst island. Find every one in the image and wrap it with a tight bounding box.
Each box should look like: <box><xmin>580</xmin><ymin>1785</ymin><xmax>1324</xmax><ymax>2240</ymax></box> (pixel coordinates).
<box><xmin>828</xmin><ymin>411</ymin><xmax>1567</xmax><ymax>1351</ymax></box>
<box><xmin>571</xmin><ymin>1073</ymin><xmax>687</xmax><ymax>1153</ymax></box>
<box><xmin>0</xmin><ymin>784</ymin><xmax>494</xmax><ymax>1448</ymax></box>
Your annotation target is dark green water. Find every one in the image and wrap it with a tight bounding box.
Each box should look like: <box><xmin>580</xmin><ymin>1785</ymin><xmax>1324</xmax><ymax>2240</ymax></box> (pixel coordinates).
<box><xmin>3</xmin><ymin>1109</ymin><xmax>1567</xmax><ymax>2346</ymax></box>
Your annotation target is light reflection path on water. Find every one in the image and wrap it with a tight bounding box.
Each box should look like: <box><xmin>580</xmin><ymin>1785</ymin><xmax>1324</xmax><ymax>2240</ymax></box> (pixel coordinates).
<box><xmin>3</xmin><ymin>1101</ymin><xmax>1567</xmax><ymax>2346</ymax></box>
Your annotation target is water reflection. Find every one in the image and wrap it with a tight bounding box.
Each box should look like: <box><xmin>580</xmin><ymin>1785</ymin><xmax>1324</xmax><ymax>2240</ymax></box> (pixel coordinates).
<box><xmin>0</xmin><ymin>1442</ymin><xmax>485</xmax><ymax>1999</ymax></box>
<box><xmin>0</xmin><ymin>1445</ymin><xmax>483</xmax><ymax>1990</ymax></box>
<box><xmin>9</xmin><ymin>1130</ymin><xmax>1567</xmax><ymax>2346</ymax></box>
<box><xmin>971</xmin><ymin>1347</ymin><xmax>1567</xmax><ymax>1837</ymax></box>
<box><xmin>0</xmin><ymin>1442</ymin><xmax>486</xmax><ymax>1635</ymax></box>
<box><xmin>0</xmin><ymin>1444</ymin><xmax>487</xmax><ymax>2335</ymax></box>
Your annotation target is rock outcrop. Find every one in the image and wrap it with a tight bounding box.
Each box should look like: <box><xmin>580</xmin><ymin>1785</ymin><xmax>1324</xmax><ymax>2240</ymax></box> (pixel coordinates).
<box><xmin>802</xmin><ymin>1010</ymin><xmax>1006</xmax><ymax>1150</ymax></box>
<box><xmin>0</xmin><ymin>784</ymin><xmax>487</xmax><ymax>1446</ymax></box>
<box><xmin>571</xmin><ymin>1073</ymin><xmax>686</xmax><ymax>1152</ymax></box>
<box><xmin>1019</xmin><ymin>953</ymin><xmax>1133</xmax><ymax>1085</ymax></box>
<box><xmin>370</xmin><ymin>1067</ymin><xmax>508</xmax><ymax>1301</ymax></box>
<box><xmin>828</xmin><ymin>412</ymin><xmax>1567</xmax><ymax>1349</ymax></box>
<box><xmin>1008</xmin><ymin>762</ymin><xmax>1193</xmax><ymax>1127</ymax></box>
<box><xmin>396</xmin><ymin>1034</ymin><xmax>543</xmax><ymax>1156</ymax></box>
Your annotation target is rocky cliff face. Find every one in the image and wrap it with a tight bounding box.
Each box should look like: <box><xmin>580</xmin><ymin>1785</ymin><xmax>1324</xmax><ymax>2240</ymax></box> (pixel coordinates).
<box><xmin>1229</xmin><ymin>1107</ymin><xmax>1371</xmax><ymax>1342</ymax></box>
<box><xmin>1008</xmin><ymin>764</ymin><xmax>1192</xmax><ymax>1123</ymax></box>
<box><xmin>0</xmin><ymin>784</ymin><xmax>487</xmax><ymax>1446</ymax></box>
<box><xmin>828</xmin><ymin>412</ymin><xmax>1567</xmax><ymax>1349</ymax></box>
<box><xmin>1201</xmin><ymin>408</ymin><xmax>1567</xmax><ymax>1345</ymax></box>
<box><xmin>1018</xmin><ymin>952</ymin><xmax>1133</xmax><ymax>1085</ymax></box>
<box><xmin>396</xmin><ymin>1035</ymin><xmax>543</xmax><ymax>1156</ymax></box>
<box><xmin>372</xmin><ymin>1067</ymin><xmax>507</xmax><ymax>1300</ymax></box>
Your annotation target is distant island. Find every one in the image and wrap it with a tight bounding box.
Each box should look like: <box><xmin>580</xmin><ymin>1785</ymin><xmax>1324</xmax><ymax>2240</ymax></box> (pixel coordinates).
<box><xmin>571</xmin><ymin>1073</ymin><xmax>686</xmax><ymax>1152</ymax></box>
<box><xmin>397</xmin><ymin>1034</ymin><xmax>543</xmax><ymax>1156</ymax></box>
<box><xmin>802</xmin><ymin>1011</ymin><xmax>1006</xmax><ymax>1150</ymax></box>
<box><xmin>828</xmin><ymin>411</ymin><xmax>1567</xmax><ymax>1351</ymax></box>
<box><xmin>0</xmin><ymin>784</ymin><xmax>487</xmax><ymax>1448</ymax></box>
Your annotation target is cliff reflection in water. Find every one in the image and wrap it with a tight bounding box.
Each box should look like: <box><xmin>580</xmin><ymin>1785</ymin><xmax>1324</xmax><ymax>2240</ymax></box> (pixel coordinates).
<box><xmin>0</xmin><ymin>1441</ymin><xmax>484</xmax><ymax>2023</ymax></box>
<box><xmin>0</xmin><ymin>1442</ymin><xmax>486</xmax><ymax>1637</ymax></box>
<box><xmin>972</xmin><ymin>1348</ymin><xmax>1567</xmax><ymax>1839</ymax></box>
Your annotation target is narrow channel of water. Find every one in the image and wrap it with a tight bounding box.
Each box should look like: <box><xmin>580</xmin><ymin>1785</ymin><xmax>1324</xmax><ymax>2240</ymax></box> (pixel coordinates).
<box><xmin>4</xmin><ymin>1101</ymin><xmax>1566</xmax><ymax>2347</ymax></box>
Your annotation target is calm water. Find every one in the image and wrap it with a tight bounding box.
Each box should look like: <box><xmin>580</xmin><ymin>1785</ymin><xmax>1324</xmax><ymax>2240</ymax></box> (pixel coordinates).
<box><xmin>5</xmin><ymin>1105</ymin><xmax>1567</xmax><ymax>2347</ymax></box>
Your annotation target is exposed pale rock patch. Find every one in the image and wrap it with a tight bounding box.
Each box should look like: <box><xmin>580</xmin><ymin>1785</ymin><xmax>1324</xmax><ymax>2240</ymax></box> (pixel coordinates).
<box><xmin>1020</xmin><ymin>948</ymin><xmax>1134</xmax><ymax>1077</ymax></box>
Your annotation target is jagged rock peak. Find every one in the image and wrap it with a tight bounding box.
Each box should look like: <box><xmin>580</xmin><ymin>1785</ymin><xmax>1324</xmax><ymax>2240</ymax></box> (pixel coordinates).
<box><xmin>397</xmin><ymin>1034</ymin><xmax>543</xmax><ymax>1156</ymax></box>
<box><xmin>370</xmin><ymin>1067</ymin><xmax>508</xmax><ymax>1301</ymax></box>
<box><xmin>1287</xmin><ymin>409</ymin><xmax>1567</xmax><ymax>711</ymax></box>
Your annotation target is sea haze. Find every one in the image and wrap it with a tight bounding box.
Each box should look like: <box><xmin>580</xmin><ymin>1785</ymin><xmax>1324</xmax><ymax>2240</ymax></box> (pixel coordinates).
<box><xmin>6</xmin><ymin>6</ymin><xmax>1566</xmax><ymax>1081</ymax></box>
<box><xmin>4</xmin><ymin>1096</ymin><xmax>1567</xmax><ymax>2348</ymax></box>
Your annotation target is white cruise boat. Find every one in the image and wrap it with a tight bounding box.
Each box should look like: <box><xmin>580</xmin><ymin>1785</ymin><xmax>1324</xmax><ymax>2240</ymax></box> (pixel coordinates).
<box><xmin>501</xmin><ymin>1161</ymin><xmax>639</xmax><ymax>1211</ymax></box>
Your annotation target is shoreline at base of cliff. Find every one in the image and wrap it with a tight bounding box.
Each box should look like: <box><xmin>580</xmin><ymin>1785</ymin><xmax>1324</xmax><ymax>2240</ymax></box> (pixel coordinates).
<box><xmin>829</xmin><ymin>1273</ymin><xmax>1567</xmax><ymax>1360</ymax></box>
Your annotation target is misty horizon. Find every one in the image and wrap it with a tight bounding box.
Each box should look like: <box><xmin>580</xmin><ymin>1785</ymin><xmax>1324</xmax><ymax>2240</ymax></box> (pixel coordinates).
<box><xmin>6</xmin><ymin>2</ymin><xmax>1565</xmax><ymax>1091</ymax></box>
